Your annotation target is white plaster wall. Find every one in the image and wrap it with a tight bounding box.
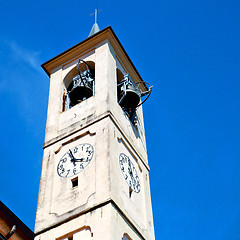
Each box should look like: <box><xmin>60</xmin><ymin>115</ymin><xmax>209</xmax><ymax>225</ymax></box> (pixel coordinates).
<box><xmin>35</xmin><ymin>118</ymin><xmax>112</xmax><ymax>233</ymax></box>
<box><xmin>35</xmin><ymin>203</ymin><xmax>148</xmax><ymax>240</ymax></box>
<box><xmin>109</xmin><ymin>121</ymin><xmax>155</xmax><ymax>239</ymax></box>
<box><xmin>35</xmin><ymin>38</ymin><xmax>154</xmax><ymax>239</ymax></box>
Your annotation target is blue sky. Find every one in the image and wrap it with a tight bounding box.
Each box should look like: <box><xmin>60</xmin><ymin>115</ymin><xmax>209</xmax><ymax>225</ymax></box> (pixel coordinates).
<box><xmin>0</xmin><ymin>0</ymin><xmax>240</xmax><ymax>239</ymax></box>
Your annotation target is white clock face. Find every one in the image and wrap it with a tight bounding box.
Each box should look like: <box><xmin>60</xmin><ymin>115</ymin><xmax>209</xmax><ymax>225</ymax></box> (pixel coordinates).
<box><xmin>119</xmin><ymin>153</ymin><xmax>141</xmax><ymax>193</ymax></box>
<box><xmin>57</xmin><ymin>143</ymin><xmax>94</xmax><ymax>178</ymax></box>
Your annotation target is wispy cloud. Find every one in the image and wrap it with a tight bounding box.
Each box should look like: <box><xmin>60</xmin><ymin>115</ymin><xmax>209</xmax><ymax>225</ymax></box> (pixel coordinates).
<box><xmin>7</xmin><ymin>41</ymin><xmax>42</xmax><ymax>73</ymax></box>
<box><xmin>0</xmin><ymin>38</ymin><xmax>43</xmax><ymax>93</ymax></box>
<box><xmin>0</xmin><ymin>37</ymin><xmax>47</xmax><ymax>130</ymax></box>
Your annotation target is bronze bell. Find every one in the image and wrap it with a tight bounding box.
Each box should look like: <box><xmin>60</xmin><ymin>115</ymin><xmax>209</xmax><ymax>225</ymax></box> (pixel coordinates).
<box><xmin>68</xmin><ymin>74</ymin><xmax>93</xmax><ymax>105</ymax></box>
<box><xmin>67</xmin><ymin>61</ymin><xmax>95</xmax><ymax>107</ymax></box>
<box><xmin>119</xmin><ymin>84</ymin><xmax>141</xmax><ymax>109</ymax></box>
<box><xmin>118</xmin><ymin>74</ymin><xmax>141</xmax><ymax>109</ymax></box>
<box><xmin>69</xmin><ymin>85</ymin><xmax>93</xmax><ymax>105</ymax></box>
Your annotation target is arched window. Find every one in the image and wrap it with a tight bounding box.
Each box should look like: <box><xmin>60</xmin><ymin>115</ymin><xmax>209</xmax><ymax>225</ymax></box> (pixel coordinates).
<box><xmin>58</xmin><ymin>226</ymin><xmax>93</xmax><ymax>240</ymax></box>
<box><xmin>122</xmin><ymin>233</ymin><xmax>132</xmax><ymax>240</ymax></box>
<box><xmin>117</xmin><ymin>69</ymin><xmax>140</xmax><ymax>125</ymax></box>
<box><xmin>63</xmin><ymin>60</ymin><xmax>95</xmax><ymax>111</ymax></box>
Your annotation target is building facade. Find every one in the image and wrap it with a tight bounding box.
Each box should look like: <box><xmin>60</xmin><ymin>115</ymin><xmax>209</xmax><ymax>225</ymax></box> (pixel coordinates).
<box><xmin>0</xmin><ymin>201</ymin><xmax>34</xmax><ymax>240</ymax></box>
<box><xmin>35</xmin><ymin>26</ymin><xmax>155</xmax><ymax>240</ymax></box>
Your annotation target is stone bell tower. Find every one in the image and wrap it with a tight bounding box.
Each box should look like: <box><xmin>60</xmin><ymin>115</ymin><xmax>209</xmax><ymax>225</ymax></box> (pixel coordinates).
<box><xmin>34</xmin><ymin>25</ymin><xmax>155</xmax><ymax>240</ymax></box>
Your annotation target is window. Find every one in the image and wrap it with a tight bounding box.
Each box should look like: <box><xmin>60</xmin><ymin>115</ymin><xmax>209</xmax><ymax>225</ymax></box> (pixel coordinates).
<box><xmin>71</xmin><ymin>177</ymin><xmax>78</xmax><ymax>188</ymax></box>
<box><xmin>122</xmin><ymin>233</ymin><xmax>132</xmax><ymax>240</ymax></box>
<box><xmin>63</xmin><ymin>60</ymin><xmax>95</xmax><ymax>111</ymax></box>
<box><xmin>57</xmin><ymin>226</ymin><xmax>93</xmax><ymax>240</ymax></box>
<box><xmin>117</xmin><ymin>72</ymin><xmax>141</xmax><ymax>125</ymax></box>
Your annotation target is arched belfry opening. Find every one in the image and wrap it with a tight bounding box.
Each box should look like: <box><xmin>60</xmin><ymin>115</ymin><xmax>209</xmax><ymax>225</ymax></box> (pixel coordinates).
<box><xmin>122</xmin><ymin>233</ymin><xmax>132</xmax><ymax>240</ymax></box>
<box><xmin>63</xmin><ymin>60</ymin><xmax>95</xmax><ymax>110</ymax></box>
<box><xmin>117</xmin><ymin>70</ymin><xmax>152</xmax><ymax>125</ymax></box>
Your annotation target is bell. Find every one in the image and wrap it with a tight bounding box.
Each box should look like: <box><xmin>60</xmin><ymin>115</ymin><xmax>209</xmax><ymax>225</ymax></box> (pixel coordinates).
<box><xmin>68</xmin><ymin>73</ymin><xmax>94</xmax><ymax>105</ymax></box>
<box><xmin>117</xmin><ymin>73</ymin><xmax>153</xmax><ymax>125</ymax></box>
<box><xmin>119</xmin><ymin>83</ymin><xmax>141</xmax><ymax>109</ymax></box>
<box><xmin>69</xmin><ymin>84</ymin><xmax>93</xmax><ymax>105</ymax></box>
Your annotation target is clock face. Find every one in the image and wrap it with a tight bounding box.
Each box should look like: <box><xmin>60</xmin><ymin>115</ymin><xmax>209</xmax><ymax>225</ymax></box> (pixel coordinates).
<box><xmin>57</xmin><ymin>143</ymin><xmax>94</xmax><ymax>178</ymax></box>
<box><xmin>119</xmin><ymin>153</ymin><xmax>141</xmax><ymax>193</ymax></box>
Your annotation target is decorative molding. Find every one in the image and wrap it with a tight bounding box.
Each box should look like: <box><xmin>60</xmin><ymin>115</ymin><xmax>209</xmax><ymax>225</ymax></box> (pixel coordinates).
<box><xmin>56</xmin><ymin>225</ymin><xmax>93</xmax><ymax>240</ymax></box>
<box><xmin>54</xmin><ymin>131</ymin><xmax>96</xmax><ymax>154</ymax></box>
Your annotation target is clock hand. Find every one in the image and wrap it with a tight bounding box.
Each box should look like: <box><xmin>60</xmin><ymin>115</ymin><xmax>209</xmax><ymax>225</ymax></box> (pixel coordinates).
<box><xmin>68</xmin><ymin>149</ymin><xmax>74</xmax><ymax>159</ymax></box>
<box><xmin>128</xmin><ymin>159</ymin><xmax>136</xmax><ymax>186</ymax></box>
<box><xmin>68</xmin><ymin>150</ymin><xmax>88</xmax><ymax>163</ymax></box>
<box><xmin>68</xmin><ymin>149</ymin><xmax>76</xmax><ymax>166</ymax></box>
<box><xmin>73</xmin><ymin>158</ymin><xmax>85</xmax><ymax>162</ymax></box>
<box><xmin>128</xmin><ymin>159</ymin><xmax>133</xmax><ymax>175</ymax></box>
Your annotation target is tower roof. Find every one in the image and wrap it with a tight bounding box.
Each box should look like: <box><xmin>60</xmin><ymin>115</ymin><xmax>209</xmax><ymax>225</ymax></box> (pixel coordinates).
<box><xmin>88</xmin><ymin>23</ymin><xmax>100</xmax><ymax>37</ymax></box>
<box><xmin>41</xmin><ymin>26</ymin><xmax>146</xmax><ymax>90</ymax></box>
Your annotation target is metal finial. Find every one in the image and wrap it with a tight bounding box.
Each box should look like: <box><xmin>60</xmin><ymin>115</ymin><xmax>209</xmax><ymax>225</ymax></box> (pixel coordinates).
<box><xmin>90</xmin><ymin>9</ymin><xmax>102</xmax><ymax>24</ymax></box>
<box><xmin>89</xmin><ymin>9</ymin><xmax>102</xmax><ymax>37</ymax></box>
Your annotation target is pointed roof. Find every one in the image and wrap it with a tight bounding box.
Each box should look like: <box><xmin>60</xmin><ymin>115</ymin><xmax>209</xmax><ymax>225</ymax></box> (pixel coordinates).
<box><xmin>88</xmin><ymin>23</ymin><xmax>100</xmax><ymax>37</ymax></box>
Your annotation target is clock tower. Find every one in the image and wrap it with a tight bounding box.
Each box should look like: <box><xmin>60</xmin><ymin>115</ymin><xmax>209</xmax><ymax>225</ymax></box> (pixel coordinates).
<box><xmin>34</xmin><ymin>26</ymin><xmax>155</xmax><ymax>240</ymax></box>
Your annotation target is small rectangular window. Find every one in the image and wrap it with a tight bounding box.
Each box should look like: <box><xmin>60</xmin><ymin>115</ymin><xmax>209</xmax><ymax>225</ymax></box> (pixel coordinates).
<box><xmin>71</xmin><ymin>177</ymin><xmax>78</xmax><ymax>188</ymax></box>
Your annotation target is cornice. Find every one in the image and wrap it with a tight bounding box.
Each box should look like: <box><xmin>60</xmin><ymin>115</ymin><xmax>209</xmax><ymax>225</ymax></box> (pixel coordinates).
<box><xmin>41</xmin><ymin>26</ymin><xmax>144</xmax><ymax>86</ymax></box>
